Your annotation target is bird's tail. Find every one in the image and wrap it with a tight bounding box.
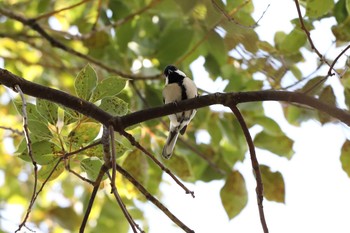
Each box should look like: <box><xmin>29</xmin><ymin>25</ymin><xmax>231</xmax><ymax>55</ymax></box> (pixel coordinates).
<box><xmin>162</xmin><ymin>129</ymin><xmax>179</xmax><ymax>159</ymax></box>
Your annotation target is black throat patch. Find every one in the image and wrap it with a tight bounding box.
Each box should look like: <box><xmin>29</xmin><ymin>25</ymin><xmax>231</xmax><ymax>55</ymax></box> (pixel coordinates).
<box><xmin>168</xmin><ymin>72</ymin><xmax>187</xmax><ymax>100</ymax></box>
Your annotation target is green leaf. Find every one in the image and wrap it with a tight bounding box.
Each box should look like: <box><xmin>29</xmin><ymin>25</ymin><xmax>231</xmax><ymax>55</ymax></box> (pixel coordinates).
<box><xmin>163</xmin><ymin>154</ymin><xmax>193</xmax><ymax>182</ymax></box>
<box><xmin>254</xmin><ymin>116</ymin><xmax>283</xmax><ymax>136</ymax></box>
<box><xmin>318</xmin><ymin>86</ymin><xmax>337</xmax><ymax>124</ymax></box>
<box><xmin>19</xmin><ymin>140</ymin><xmax>61</xmax><ymax>165</ymax></box>
<box><xmin>279</xmin><ymin>29</ymin><xmax>306</xmax><ymax>54</ymax></box>
<box><xmin>74</xmin><ymin>64</ymin><xmax>97</xmax><ymax>101</ymax></box>
<box><xmin>91</xmin><ymin>76</ymin><xmax>127</xmax><ymax>102</ymax></box>
<box><xmin>80</xmin><ymin>157</ymin><xmax>105</xmax><ymax>181</ymax></box>
<box><xmin>206</xmin><ymin>31</ymin><xmax>227</xmax><ymax>65</ymax></box>
<box><xmin>260</xmin><ymin>165</ymin><xmax>285</xmax><ymax>203</ymax></box>
<box><xmin>254</xmin><ymin>131</ymin><xmax>294</xmax><ymax>159</ymax></box>
<box><xmin>122</xmin><ymin>150</ymin><xmax>149</xmax><ymax>186</ymax></box>
<box><xmin>38</xmin><ymin>160</ymin><xmax>64</xmax><ymax>182</ymax></box>
<box><xmin>36</xmin><ymin>98</ymin><xmax>58</xmax><ymax>125</ymax></box>
<box><xmin>340</xmin><ymin>140</ymin><xmax>350</xmax><ymax>177</ymax></box>
<box><xmin>61</xmin><ymin>106</ymin><xmax>81</xmax><ymax>125</ymax></box>
<box><xmin>220</xmin><ymin>170</ymin><xmax>248</xmax><ymax>219</ymax></box>
<box><xmin>99</xmin><ymin>96</ymin><xmax>128</xmax><ymax>116</ymax></box>
<box><xmin>306</xmin><ymin>0</ymin><xmax>334</xmax><ymax>18</ymax></box>
<box><xmin>332</xmin><ymin>17</ymin><xmax>350</xmax><ymax>41</ymax></box>
<box><xmin>334</xmin><ymin>0</ymin><xmax>348</xmax><ymax>23</ymax></box>
<box><xmin>301</xmin><ymin>76</ymin><xmax>326</xmax><ymax>96</ymax></box>
<box><xmin>283</xmin><ymin>104</ymin><xmax>317</xmax><ymax>126</ymax></box>
<box><xmin>157</xmin><ymin>28</ymin><xmax>194</xmax><ymax>65</ymax></box>
<box><xmin>27</xmin><ymin>119</ymin><xmax>52</xmax><ymax>140</ymax></box>
<box><xmin>14</xmin><ymin>101</ymin><xmax>46</xmax><ymax>122</ymax></box>
<box><xmin>90</xmin><ymin>195</ymin><xmax>129</xmax><ymax>233</ymax></box>
<box><xmin>83</xmin><ymin>31</ymin><xmax>110</xmax><ymax>48</ymax></box>
<box><xmin>81</xmin><ymin>139</ymin><xmax>129</xmax><ymax>159</ymax></box>
<box><xmin>49</xmin><ymin>206</ymin><xmax>81</xmax><ymax>231</ymax></box>
<box><xmin>68</xmin><ymin>122</ymin><xmax>101</xmax><ymax>146</ymax></box>
<box><xmin>346</xmin><ymin>0</ymin><xmax>350</xmax><ymax>14</ymax></box>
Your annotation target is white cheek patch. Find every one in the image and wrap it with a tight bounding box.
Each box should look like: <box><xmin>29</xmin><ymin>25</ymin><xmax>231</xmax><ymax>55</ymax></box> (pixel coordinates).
<box><xmin>175</xmin><ymin>69</ymin><xmax>186</xmax><ymax>78</ymax></box>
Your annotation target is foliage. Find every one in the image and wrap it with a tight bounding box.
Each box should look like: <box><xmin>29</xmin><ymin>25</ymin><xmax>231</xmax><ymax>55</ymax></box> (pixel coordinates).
<box><xmin>0</xmin><ymin>0</ymin><xmax>349</xmax><ymax>232</ymax></box>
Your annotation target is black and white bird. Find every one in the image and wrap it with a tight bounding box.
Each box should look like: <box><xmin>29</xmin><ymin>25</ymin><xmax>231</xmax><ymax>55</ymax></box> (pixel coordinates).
<box><xmin>162</xmin><ymin>65</ymin><xmax>198</xmax><ymax>159</ymax></box>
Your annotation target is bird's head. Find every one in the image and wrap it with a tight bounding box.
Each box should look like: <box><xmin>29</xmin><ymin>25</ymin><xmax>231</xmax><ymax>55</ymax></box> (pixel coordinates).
<box><xmin>163</xmin><ymin>65</ymin><xmax>177</xmax><ymax>77</ymax></box>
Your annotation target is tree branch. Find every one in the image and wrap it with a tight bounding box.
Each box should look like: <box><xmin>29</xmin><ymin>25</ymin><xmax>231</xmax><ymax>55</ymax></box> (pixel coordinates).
<box><xmin>1</xmin><ymin>68</ymin><xmax>349</xmax><ymax>130</ymax></box>
<box><xmin>115</xmin><ymin>164</ymin><xmax>194</xmax><ymax>233</ymax></box>
<box><xmin>293</xmin><ymin>0</ymin><xmax>337</xmax><ymax>76</ymax></box>
<box><xmin>229</xmin><ymin>104</ymin><xmax>268</xmax><ymax>233</ymax></box>
<box><xmin>14</xmin><ymin>85</ymin><xmax>37</xmax><ymax>233</ymax></box>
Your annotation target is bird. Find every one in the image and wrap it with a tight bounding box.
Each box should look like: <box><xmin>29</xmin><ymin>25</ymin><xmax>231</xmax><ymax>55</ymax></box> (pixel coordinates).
<box><xmin>162</xmin><ymin>65</ymin><xmax>197</xmax><ymax>159</ymax></box>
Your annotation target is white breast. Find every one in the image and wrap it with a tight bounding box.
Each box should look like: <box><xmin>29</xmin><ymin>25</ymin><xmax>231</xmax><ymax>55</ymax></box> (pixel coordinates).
<box><xmin>163</xmin><ymin>83</ymin><xmax>182</xmax><ymax>104</ymax></box>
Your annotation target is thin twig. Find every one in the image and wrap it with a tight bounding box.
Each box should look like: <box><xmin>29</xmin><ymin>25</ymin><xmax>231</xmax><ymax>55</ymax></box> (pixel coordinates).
<box><xmin>293</xmin><ymin>0</ymin><xmax>337</xmax><ymax>76</ymax></box>
<box><xmin>228</xmin><ymin>104</ymin><xmax>268</xmax><ymax>233</ymax></box>
<box><xmin>101</xmin><ymin>127</ymin><xmax>139</xmax><ymax>232</ymax></box>
<box><xmin>120</xmin><ymin>130</ymin><xmax>195</xmax><ymax>198</ymax></box>
<box><xmin>328</xmin><ymin>44</ymin><xmax>350</xmax><ymax>77</ymax></box>
<box><xmin>14</xmin><ymin>85</ymin><xmax>38</xmax><ymax>233</ymax></box>
<box><xmin>0</xmin><ymin>125</ymin><xmax>23</xmax><ymax>135</ymax></box>
<box><xmin>66</xmin><ymin>166</ymin><xmax>95</xmax><ymax>185</ymax></box>
<box><xmin>80</xmin><ymin>164</ymin><xmax>109</xmax><ymax>233</ymax></box>
<box><xmin>115</xmin><ymin>164</ymin><xmax>194</xmax><ymax>233</ymax></box>
<box><xmin>109</xmin><ymin>125</ymin><xmax>117</xmax><ymax>193</ymax></box>
<box><xmin>302</xmin><ymin>76</ymin><xmax>327</xmax><ymax>95</ymax></box>
<box><xmin>33</xmin><ymin>0</ymin><xmax>91</xmax><ymax>21</ymax></box>
<box><xmin>91</xmin><ymin>0</ymin><xmax>103</xmax><ymax>31</ymax></box>
<box><xmin>65</xmin><ymin>140</ymin><xmax>102</xmax><ymax>158</ymax></box>
<box><xmin>106</xmin><ymin>173</ymin><xmax>141</xmax><ymax>233</ymax></box>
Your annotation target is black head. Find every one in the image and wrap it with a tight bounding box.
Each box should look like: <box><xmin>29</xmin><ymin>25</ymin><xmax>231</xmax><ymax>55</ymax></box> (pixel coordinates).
<box><xmin>164</xmin><ymin>65</ymin><xmax>177</xmax><ymax>77</ymax></box>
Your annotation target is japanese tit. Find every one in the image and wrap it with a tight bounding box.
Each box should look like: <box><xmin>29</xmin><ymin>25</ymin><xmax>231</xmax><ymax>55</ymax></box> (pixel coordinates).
<box><xmin>162</xmin><ymin>65</ymin><xmax>198</xmax><ymax>159</ymax></box>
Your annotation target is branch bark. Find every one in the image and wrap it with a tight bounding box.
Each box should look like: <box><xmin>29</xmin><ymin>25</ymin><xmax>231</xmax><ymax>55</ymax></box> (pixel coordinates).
<box><xmin>1</xmin><ymin>68</ymin><xmax>349</xmax><ymax>130</ymax></box>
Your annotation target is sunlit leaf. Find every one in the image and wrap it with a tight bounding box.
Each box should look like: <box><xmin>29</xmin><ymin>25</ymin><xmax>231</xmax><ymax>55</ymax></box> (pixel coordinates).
<box><xmin>301</xmin><ymin>76</ymin><xmax>326</xmax><ymax>96</ymax></box>
<box><xmin>306</xmin><ymin>0</ymin><xmax>334</xmax><ymax>18</ymax></box>
<box><xmin>19</xmin><ymin>140</ymin><xmax>61</xmax><ymax>165</ymax></box>
<box><xmin>49</xmin><ymin>206</ymin><xmax>81</xmax><ymax>231</ymax></box>
<box><xmin>164</xmin><ymin>154</ymin><xmax>193</xmax><ymax>181</ymax></box>
<box><xmin>333</xmin><ymin>0</ymin><xmax>348</xmax><ymax>23</ymax></box>
<box><xmin>340</xmin><ymin>140</ymin><xmax>350</xmax><ymax>177</ymax></box>
<box><xmin>90</xmin><ymin>195</ymin><xmax>129</xmax><ymax>233</ymax></box>
<box><xmin>91</xmin><ymin>76</ymin><xmax>127</xmax><ymax>102</ymax></box>
<box><xmin>74</xmin><ymin>64</ymin><xmax>97</xmax><ymax>101</ymax></box>
<box><xmin>254</xmin><ymin>116</ymin><xmax>283</xmax><ymax>136</ymax></box>
<box><xmin>157</xmin><ymin>27</ymin><xmax>194</xmax><ymax>65</ymax></box>
<box><xmin>36</xmin><ymin>98</ymin><xmax>58</xmax><ymax>125</ymax></box>
<box><xmin>38</xmin><ymin>160</ymin><xmax>64</xmax><ymax>182</ymax></box>
<box><xmin>80</xmin><ymin>157</ymin><xmax>105</xmax><ymax>181</ymax></box>
<box><xmin>318</xmin><ymin>86</ymin><xmax>337</xmax><ymax>124</ymax></box>
<box><xmin>279</xmin><ymin>29</ymin><xmax>306</xmax><ymax>54</ymax></box>
<box><xmin>14</xmin><ymin>101</ymin><xmax>46</xmax><ymax>122</ymax></box>
<box><xmin>260</xmin><ymin>165</ymin><xmax>285</xmax><ymax>203</ymax></box>
<box><xmin>68</xmin><ymin>122</ymin><xmax>101</xmax><ymax>147</ymax></box>
<box><xmin>99</xmin><ymin>96</ymin><xmax>128</xmax><ymax>116</ymax></box>
<box><xmin>122</xmin><ymin>150</ymin><xmax>149</xmax><ymax>186</ymax></box>
<box><xmin>283</xmin><ymin>104</ymin><xmax>317</xmax><ymax>126</ymax></box>
<box><xmin>220</xmin><ymin>170</ymin><xmax>248</xmax><ymax>219</ymax></box>
<box><xmin>254</xmin><ymin>131</ymin><xmax>294</xmax><ymax>159</ymax></box>
<box><xmin>27</xmin><ymin>119</ymin><xmax>52</xmax><ymax>140</ymax></box>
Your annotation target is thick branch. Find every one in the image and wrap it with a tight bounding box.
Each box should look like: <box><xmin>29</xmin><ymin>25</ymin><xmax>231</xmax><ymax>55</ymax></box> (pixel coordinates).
<box><xmin>1</xmin><ymin>68</ymin><xmax>349</xmax><ymax>129</ymax></box>
<box><xmin>118</xmin><ymin>91</ymin><xmax>350</xmax><ymax>128</ymax></box>
<box><xmin>0</xmin><ymin>69</ymin><xmax>112</xmax><ymax>124</ymax></box>
<box><xmin>229</xmin><ymin>105</ymin><xmax>268</xmax><ymax>233</ymax></box>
